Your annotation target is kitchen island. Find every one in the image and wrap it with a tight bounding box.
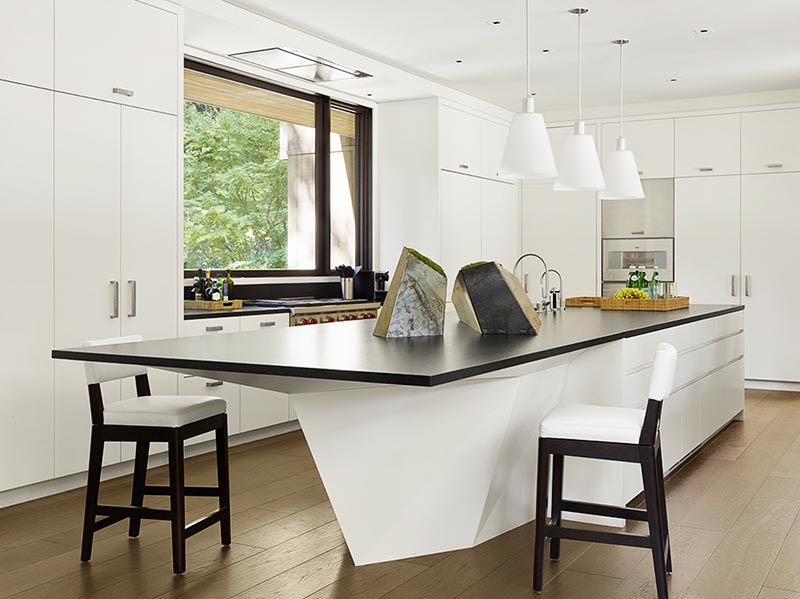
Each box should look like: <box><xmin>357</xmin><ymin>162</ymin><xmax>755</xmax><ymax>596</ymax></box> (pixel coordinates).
<box><xmin>53</xmin><ymin>304</ymin><xmax>744</xmax><ymax>565</ymax></box>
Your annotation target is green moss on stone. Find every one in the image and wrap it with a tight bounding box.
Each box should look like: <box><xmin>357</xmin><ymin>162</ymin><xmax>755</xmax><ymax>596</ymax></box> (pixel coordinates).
<box><xmin>461</xmin><ymin>261</ymin><xmax>489</xmax><ymax>270</ymax></box>
<box><xmin>405</xmin><ymin>247</ymin><xmax>445</xmax><ymax>277</ymax></box>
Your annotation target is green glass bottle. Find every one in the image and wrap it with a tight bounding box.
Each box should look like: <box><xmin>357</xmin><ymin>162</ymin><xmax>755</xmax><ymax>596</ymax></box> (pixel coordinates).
<box><xmin>224</xmin><ymin>270</ymin><xmax>234</xmax><ymax>301</ymax></box>
<box><xmin>626</xmin><ymin>266</ymin><xmax>637</xmax><ymax>289</ymax></box>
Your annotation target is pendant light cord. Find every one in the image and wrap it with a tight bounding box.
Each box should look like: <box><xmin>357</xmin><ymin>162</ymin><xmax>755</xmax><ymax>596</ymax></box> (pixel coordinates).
<box><xmin>526</xmin><ymin>0</ymin><xmax>532</xmax><ymax>97</ymax></box>
<box><xmin>577</xmin><ymin>10</ymin><xmax>582</xmax><ymax>122</ymax></box>
<box><xmin>619</xmin><ymin>41</ymin><xmax>624</xmax><ymax>138</ymax></box>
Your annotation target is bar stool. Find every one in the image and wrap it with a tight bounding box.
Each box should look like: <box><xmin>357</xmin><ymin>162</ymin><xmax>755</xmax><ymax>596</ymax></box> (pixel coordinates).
<box><xmin>533</xmin><ymin>343</ymin><xmax>677</xmax><ymax>598</ymax></box>
<box><xmin>80</xmin><ymin>335</ymin><xmax>232</xmax><ymax>574</ymax></box>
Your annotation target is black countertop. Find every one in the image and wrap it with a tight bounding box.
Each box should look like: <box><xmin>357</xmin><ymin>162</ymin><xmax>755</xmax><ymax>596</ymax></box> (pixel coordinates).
<box><xmin>184</xmin><ymin>306</ymin><xmax>292</xmax><ymax>320</ymax></box>
<box><xmin>54</xmin><ymin>304</ymin><xmax>743</xmax><ymax>388</ymax></box>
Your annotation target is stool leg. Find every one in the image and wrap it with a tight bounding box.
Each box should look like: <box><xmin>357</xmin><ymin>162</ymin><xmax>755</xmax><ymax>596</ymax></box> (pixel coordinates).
<box><xmin>655</xmin><ymin>445</ymin><xmax>672</xmax><ymax>573</ymax></box>
<box><xmin>550</xmin><ymin>454</ymin><xmax>564</xmax><ymax>560</ymax></box>
<box><xmin>168</xmin><ymin>432</ymin><xmax>186</xmax><ymax>574</ymax></box>
<box><xmin>215</xmin><ymin>421</ymin><xmax>232</xmax><ymax>546</ymax></box>
<box><xmin>80</xmin><ymin>426</ymin><xmax>104</xmax><ymax>562</ymax></box>
<box><xmin>128</xmin><ymin>441</ymin><xmax>150</xmax><ymax>538</ymax></box>
<box><xmin>641</xmin><ymin>447</ymin><xmax>669</xmax><ymax>599</ymax></box>
<box><xmin>533</xmin><ymin>438</ymin><xmax>550</xmax><ymax>592</ymax></box>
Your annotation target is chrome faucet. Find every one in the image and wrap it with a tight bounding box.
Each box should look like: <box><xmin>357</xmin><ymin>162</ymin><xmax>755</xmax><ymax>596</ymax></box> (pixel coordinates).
<box><xmin>540</xmin><ymin>268</ymin><xmax>564</xmax><ymax>311</ymax></box>
<box><xmin>513</xmin><ymin>253</ymin><xmax>550</xmax><ymax>312</ymax></box>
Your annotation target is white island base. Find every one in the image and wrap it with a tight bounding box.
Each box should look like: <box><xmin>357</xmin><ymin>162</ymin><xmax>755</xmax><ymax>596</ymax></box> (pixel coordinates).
<box><xmin>289</xmin><ymin>310</ymin><xmax>744</xmax><ymax>565</ymax></box>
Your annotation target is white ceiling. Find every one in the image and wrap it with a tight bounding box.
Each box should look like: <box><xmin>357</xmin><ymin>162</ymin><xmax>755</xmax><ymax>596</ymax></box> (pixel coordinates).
<box><xmin>220</xmin><ymin>0</ymin><xmax>800</xmax><ymax>112</ymax></box>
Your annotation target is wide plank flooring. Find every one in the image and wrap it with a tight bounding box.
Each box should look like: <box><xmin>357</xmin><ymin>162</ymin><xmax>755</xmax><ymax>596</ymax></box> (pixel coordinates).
<box><xmin>2</xmin><ymin>388</ymin><xmax>800</xmax><ymax>598</ymax></box>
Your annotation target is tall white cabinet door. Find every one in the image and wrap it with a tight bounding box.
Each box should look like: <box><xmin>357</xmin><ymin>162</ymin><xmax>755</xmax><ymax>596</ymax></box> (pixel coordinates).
<box><xmin>601</xmin><ymin>119</ymin><xmax>674</xmax><ymax>179</ymax></box>
<box><xmin>675</xmin><ymin>114</ymin><xmax>740</xmax><ymax>177</ymax></box>
<box><xmin>439</xmin><ymin>106</ymin><xmax>481</xmax><ymax>175</ymax></box>
<box><xmin>674</xmin><ymin>176</ymin><xmax>741</xmax><ymax>305</ymax></box>
<box><xmin>521</xmin><ymin>184</ymin><xmax>597</xmax><ymax>298</ymax></box>
<box><xmin>54</xmin><ymin>94</ymin><xmax>122</xmax><ymax>477</ymax></box>
<box><xmin>0</xmin><ymin>83</ymin><xmax>54</xmax><ymax>491</ymax></box>
<box><xmin>481</xmin><ymin>180</ymin><xmax>519</xmax><ymax>270</ymax></box>
<box><xmin>742</xmin><ymin>173</ymin><xmax>800</xmax><ymax>382</ymax></box>
<box><xmin>480</xmin><ymin>119</ymin><xmax>509</xmax><ymax>180</ymax></box>
<box><xmin>741</xmin><ymin>109</ymin><xmax>800</xmax><ymax>174</ymax></box>
<box><xmin>0</xmin><ymin>0</ymin><xmax>53</xmax><ymax>88</ymax></box>
<box><xmin>441</xmin><ymin>171</ymin><xmax>482</xmax><ymax>299</ymax></box>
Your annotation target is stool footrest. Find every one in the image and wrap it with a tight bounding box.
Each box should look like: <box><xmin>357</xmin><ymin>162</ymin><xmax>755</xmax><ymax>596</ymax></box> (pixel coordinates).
<box><xmin>561</xmin><ymin>500</ymin><xmax>649</xmax><ymax>522</ymax></box>
<box><xmin>545</xmin><ymin>524</ymin><xmax>651</xmax><ymax>548</ymax></box>
<box><xmin>95</xmin><ymin>504</ymin><xmax>173</xmax><ymax>523</ymax></box>
<box><xmin>185</xmin><ymin>509</ymin><xmax>226</xmax><ymax>539</ymax></box>
<box><xmin>143</xmin><ymin>484</ymin><xmax>220</xmax><ymax>497</ymax></box>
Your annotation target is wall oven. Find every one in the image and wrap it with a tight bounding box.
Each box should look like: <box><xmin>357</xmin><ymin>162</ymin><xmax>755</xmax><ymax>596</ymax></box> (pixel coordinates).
<box><xmin>602</xmin><ymin>238</ymin><xmax>674</xmax><ymax>282</ymax></box>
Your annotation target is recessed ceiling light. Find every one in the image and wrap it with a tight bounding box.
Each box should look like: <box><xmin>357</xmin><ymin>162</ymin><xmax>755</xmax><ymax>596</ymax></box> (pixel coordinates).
<box><xmin>455</xmin><ymin>59</ymin><xmax>463</xmax><ymax>64</ymax></box>
<box><xmin>693</xmin><ymin>27</ymin><xmax>713</xmax><ymax>35</ymax></box>
<box><xmin>366</xmin><ymin>93</ymin><xmax>373</xmax><ymax>97</ymax></box>
<box><xmin>667</xmin><ymin>77</ymin><xmax>678</xmax><ymax>83</ymax></box>
<box><xmin>542</xmin><ymin>48</ymin><xmax>551</xmax><ymax>53</ymax></box>
<box><xmin>487</xmin><ymin>19</ymin><xmax>503</xmax><ymax>26</ymax></box>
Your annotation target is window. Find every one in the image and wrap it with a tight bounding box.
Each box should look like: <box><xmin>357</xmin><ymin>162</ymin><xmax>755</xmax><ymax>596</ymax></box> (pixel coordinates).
<box><xmin>182</xmin><ymin>61</ymin><xmax>372</xmax><ymax>275</ymax></box>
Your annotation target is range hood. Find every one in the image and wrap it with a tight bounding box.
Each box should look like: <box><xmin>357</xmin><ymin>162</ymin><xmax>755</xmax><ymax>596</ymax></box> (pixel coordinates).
<box><xmin>229</xmin><ymin>47</ymin><xmax>372</xmax><ymax>84</ymax></box>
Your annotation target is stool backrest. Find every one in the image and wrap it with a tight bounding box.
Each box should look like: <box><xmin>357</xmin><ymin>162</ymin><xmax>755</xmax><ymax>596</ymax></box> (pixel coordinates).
<box><xmin>83</xmin><ymin>335</ymin><xmax>147</xmax><ymax>384</ymax></box>
<box><xmin>648</xmin><ymin>343</ymin><xmax>678</xmax><ymax>402</ymax></box>
<box><xmin>639</xmin><ymin>343</ymin><xmax>678</xmax><ymax>446</ymax></box>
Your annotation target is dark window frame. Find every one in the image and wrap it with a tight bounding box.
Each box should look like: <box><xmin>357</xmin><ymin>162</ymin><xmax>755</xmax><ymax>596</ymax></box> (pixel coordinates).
<box><xmin>183</xmin><ymin>59</ymin><xmax>373</xmax><ymax>278</ymax></box>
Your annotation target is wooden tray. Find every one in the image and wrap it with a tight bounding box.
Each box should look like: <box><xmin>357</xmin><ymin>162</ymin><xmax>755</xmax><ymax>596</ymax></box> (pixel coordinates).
<box><xmin>600</xmin><ymin>296</ymin><xmax>690</xmax><ymax>311</ymax></box>
<box><xmin>565</xmin><ymin>296</ymin><xmax>602</xmax><ymax>308</ymax></box>
<box><xmin>184</xmin><ymin>299</ymin><xmax>243</xmax><ymax>311</ymax></box>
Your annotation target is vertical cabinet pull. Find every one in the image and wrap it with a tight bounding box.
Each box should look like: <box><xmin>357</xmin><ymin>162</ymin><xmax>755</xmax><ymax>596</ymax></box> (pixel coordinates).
<box><xmin>127</xmin><ymin>280</ymin><xmax>137</xmax><ymax>317</ymax></box>
<box><xmin>110</xmin><ymin>281</ymin><xmax>119</xmax><ymax>319</ymax></box>
<box><xmin>731</xmin><ymin>275</ymin><xmax>738</xmax><ymax>297</ymax></box>
<box><xmin>745</xmin><ymin>275</ymin><xmax>752</xmax><ymax>297</ymax></box>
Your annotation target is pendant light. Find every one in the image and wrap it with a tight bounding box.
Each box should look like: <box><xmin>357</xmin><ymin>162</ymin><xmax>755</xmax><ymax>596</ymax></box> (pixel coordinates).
<box><xmin>498</xmin><ymin>0</ymin><xmax>557</xmax><ymax>180</ymax></box>
<box><xmin>554</xmin><ymin>8</ymin><xmax>605</xmax><ymax>191</ymax></box>
<box><xmin>600</xmin><ymin>39</ymin><xmax>644</xmax><ymax>199</ymax></box>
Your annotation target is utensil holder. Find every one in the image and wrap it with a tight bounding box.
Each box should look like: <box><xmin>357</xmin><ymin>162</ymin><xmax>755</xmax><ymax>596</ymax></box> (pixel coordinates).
<box><xmin>341</xmin><ymin>277</ymin><xmax>354</xmax><ymax>300</ymax></box>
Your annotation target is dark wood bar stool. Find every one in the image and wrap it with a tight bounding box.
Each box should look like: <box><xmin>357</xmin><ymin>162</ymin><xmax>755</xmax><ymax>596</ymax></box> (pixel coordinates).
<box><xmin>80</xmin><ymin>335</ymin><xmax>232</xmax><ymax>574</ymax></box>
<box><xmin>533</xmin><ymin>343</ymin><xmax>678</xmax><ymax>598</ymax></box>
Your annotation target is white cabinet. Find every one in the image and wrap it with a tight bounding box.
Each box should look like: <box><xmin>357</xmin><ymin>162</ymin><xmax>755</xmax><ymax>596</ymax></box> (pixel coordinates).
<box><xmin>481</xmin><ymin>180</ymin><xmax>519</xmax><ymax>270</ymax></box>
<box><xmin>521</xmin><ymin>183</ymin><xmax>597</xmax><ymax>298</ymax></box>
<box><xmin>439</xmin><ymin>105</ymin><xmax>481</xmax><ymax>175</ymax></box>
<box><xmin>239</xmin><ymin>314</ymin><xmax>291</xmax><ymax>432</ymax></box>
<box><xmin>601</xmin><ymin>119</ymin><xmax>674</xmax><ymax>179</ymax></box>
<box><xmin>54</xmin><ymin>94</ymin><xmax>179</xmax><ymax>476</ymax></box>
<box><xmin>480</xmin><ymin>119</ymin><xmax>510</xmax><ymax>180</ymax></box>
<box><xmin>741</xmin><ymin>109</ymin><xmax>800</xmax><ymax>174</ymax></box>
<box><xmin>0</xmin><ymin>82</ymin><xmax>54</xmax><ymax>491</ymax></box>
<box><xmin>55</xmin><ymin>0</ymin><xmax>179</xmax><ymax>114</ymax></box>
<box><xmin>441</xmin><ymin>171</ymin><xmax>482</xmax><ymax>299</ymax></box>
<box><xmin>675</xmin><ymin>114</ymin><xmax>740</xmax><ymax>177</ymax></box>
<box><xmin>674</xmin><ymin>176</ymin><xmax>741</xmax><ymax>305</ymax></box>
<box><xmin>742</xmin><ymin>173</ymin><xmax>800</xmax><ymax>382</ymax></box>
<box><xmin>0</xmin><ymin>0</ymin><xmax>53</xmax><ymax>88</ymax></box>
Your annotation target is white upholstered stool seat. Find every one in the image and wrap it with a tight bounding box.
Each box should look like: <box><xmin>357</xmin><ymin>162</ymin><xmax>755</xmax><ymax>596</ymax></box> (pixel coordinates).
<box><xmin>539</xmin><ymin>404</ymin><xmax>646</xmax><ymax>444</ymax></box>
<box><xmin>103</xmin><ymin>395</ymin><xmax>227</xmax><ymax>428</ymax></box>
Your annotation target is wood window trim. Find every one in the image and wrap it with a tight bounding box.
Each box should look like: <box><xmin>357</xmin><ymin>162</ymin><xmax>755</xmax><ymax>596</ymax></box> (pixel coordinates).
<box><xmin>183</xmin><ymin>59</ymin><xmax>372</xmax><ymax>278</ymax></box>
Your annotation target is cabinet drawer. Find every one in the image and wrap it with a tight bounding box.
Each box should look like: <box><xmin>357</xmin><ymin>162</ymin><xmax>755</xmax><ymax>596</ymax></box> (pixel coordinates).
<box><xmin>439</xmin><ymin>105</ymin><xmax>481</xmax><ymax>174</ymax></box>
<box><xmin>742</xmin><ymin>109</ymin><xmax>800</xmax><ymax>174</ymax></box>
<box><xmin>179</xmin><ymin>375</ymin><xmax>240</xmax><ymax>443</ymax></box>
<box><xmin>239</xmin><ymin>313</ymin><xmax>290</xmax><ymax>331</ymax></box>
<box><xmin>675</xmin><ymin>114</ymin><xmax>740</xmax><ymax>177</ymax></box>
<box><xmin>180</xmin><ymin>317</ymin><xmax>240</xmax><ymax>337</ymax></box>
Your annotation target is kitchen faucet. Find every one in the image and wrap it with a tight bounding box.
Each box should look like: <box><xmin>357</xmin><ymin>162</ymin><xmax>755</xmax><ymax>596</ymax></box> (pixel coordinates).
<box><xmin>540</xmin><ymin>268</ymin><xmax>564</xmax><ymax>311</ymax></box>
<box><xmin>513</xmin><ymin>253</ymin><xmax>550</xmax><ymax>312</ymax></box>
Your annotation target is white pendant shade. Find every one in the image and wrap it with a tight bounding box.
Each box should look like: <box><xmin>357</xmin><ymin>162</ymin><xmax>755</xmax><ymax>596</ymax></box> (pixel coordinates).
<box><xmin>600</xmin><ymin>138</ymin><xmax>644</xmax><ymax>199</ymax></box>
<box><xmin>553</xmin><ymin>121</ymin><xmax>605</xmax><ymax>191</ymax></box>
<box><xmin>499</xmin><ymin>98</ymin><xmax>557</xmax><ymax>180</ymax></box>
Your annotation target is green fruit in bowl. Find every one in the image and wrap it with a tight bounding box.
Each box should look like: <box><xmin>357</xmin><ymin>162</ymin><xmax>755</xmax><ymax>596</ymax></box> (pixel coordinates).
<box><xmin>613</xmin><ymin>288</ymin><xmax>651</xmax><ymax>300</ymax></box>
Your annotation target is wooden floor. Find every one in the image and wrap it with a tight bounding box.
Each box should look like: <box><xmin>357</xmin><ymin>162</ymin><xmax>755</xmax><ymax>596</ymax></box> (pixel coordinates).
<box><xmin>2</xmin><ymin>389</ymin><xmax>800</xmax><ymax>598</ymax></box>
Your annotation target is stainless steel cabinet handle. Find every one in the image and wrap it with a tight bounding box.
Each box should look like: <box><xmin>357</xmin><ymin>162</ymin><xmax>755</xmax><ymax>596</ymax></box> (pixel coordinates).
<box><xmin>767</xmin><ymin>163</ymin><xmax>784</xmax><ymax>169</ymax></box>
<box><xmin>638</xmin><ymin>170</ymin><xmax>644</xmax><ymax>176</ymax></box>
<box><xmin>698</xmin><ymin>167</ymin><xmax>714</xmax><ymax>172</ymax></box>
<box><xmin>206</xmin><ymin>380</ymin><xmax>223</xmax><ymax>388</ymax></box>
<box><xmin>112</xmin><ymin>87</ymin><xmax>134</xmax><ymax>97</ymax></box>
<box><xmin>260</xmin><ymin>321</ymin><xmax>276</xmax><ymax>328</ymax></box>
<box><xmin>110</xmin><ymin>280</ymin><xmax>119</xmax><ymax>319</ymax></box>
<box><xmin>631</xmin><ymin>230</ymin><xmax>645</xmax><ymax>235</ymax></box>
<box><xmin>127</xmin><ymin>280</ymin><xmax>137</xmax><ymax>317</ymax></box>
<box><xmin>731</xmin><ymin>274</ymin><xmax>738</xmax><ymax>297</ymax></box>
<box><xmin>205</xmin><ymin>325</ymin><xmax>224</xmax><ymax>332</ymax></box>
<box><xmin>458</xmin><ymin>163</ymin><xmax>469</xmax><ymax>170</ymax></box>
<box><xmin>745</xmin><ymin>275</ymin><xmax>752</xmax><ymax>297</ymax></box>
